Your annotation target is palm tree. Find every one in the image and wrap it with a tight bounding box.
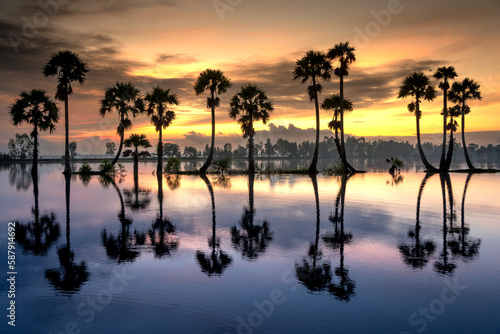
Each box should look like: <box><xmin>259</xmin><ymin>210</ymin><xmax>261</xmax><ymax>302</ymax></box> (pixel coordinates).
<box><xmin>144</xmin><ymin>87</ymin><xmax>178</xmax><ymax>174</ymax></box>
<box><xmin>43</xmin><ymin>50</ymin><xmax>88</xmax><ymax>174</ymax></box>
<box><xmin>9</xmin><ymin>89</ymin><xmax>59</xmax><ymax>176</ymax></box>
<box><xmin>293</xmin><ymin>51</ymin><xmax>332</xmax><ymax>174</ymax></box>
<box><xmin>229</xmin><ymin>84</ymin><xmax>274</xmax><ymax>173</ymax></box>
<box><xmin>398</xmin><ymin>72</ymin><xmax>437</xmax><ymax>171</ymax></box>
<box><xmin>321</xmin><ymin>94</ymin><xmax>353</xmax><ymax>161</ymax></box>
<box><xmin>327</xmin><ymin>42</ymin><xmax>357</xmax><ymax>173</ymax></box>
<box><xmin>123</xmin><ymin>133</ymin><xmax>152</xmax><ymax>173</ymax></box>
<box><xmin>448</xmin><ymin>78</ymin><xmax>482</xmax><ymax>169</ymax></box>
<box><xmin>444</xmin><ymin>105</ymin><xmax>461</xmax><ymax>168</ymax></box>
<box><xmin>99</xmin><ymin>82</ymin><xmax>145</xmax><ymax>166</ymax></box>
<box><xmin>433</xmin><ymin>66</ymin><xmax>458</xmax><ymax>171</ymax></box>
<box><xmin>194</xmin><ymin>69</ymin><xmax>232</xmax><ymax>174</ymax></box>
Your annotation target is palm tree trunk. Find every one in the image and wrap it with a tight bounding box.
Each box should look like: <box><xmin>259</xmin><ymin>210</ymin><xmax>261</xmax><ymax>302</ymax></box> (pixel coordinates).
<box><xmin>415</xmin><ymin>103</ymin><xmax>436</xmax><ymax>171</ymax></box>
<box><xmin>64</xmin><ymin>173</ymin><xmax>71</xmax><ymax>252</ymax></box>
<box><xmin>112</xmin><ymin>115</ymin><xmax>125</xmax><ymax>166</ymax></box>
<box><xmin>64</xmin><ymin>93</ymin><xmax>70</xmax><ymax>174</ymax></box>
<box><xmin>461</xmin><ymin>108</ymin><xmax>475</xmax><ymax>169</ymax></box>
<box><xmin>310</xmin><ymin>173</ymin><xmax>320</xmax><ymax>269</ymax></box>
<box><xmin>32</xmin><ymin>124</ymin><xmax>38</xmax><ymax>177</ymax></box>
<box><xmin>445</xmin><ymin>127</ymin><xmax>454</xmax><ymax>170</ymax></box>
<box><xmin>309</xmin><ymin>77</ymin><xmax>320</xmax><ymax>174</ymax></box>
<box><xmin>440</xmin><ymin>89</ymin><xmax>448</xmax><ymax>171</ymax></box>
<box><xmin>157</xmin><ymin>127</ymin><xmax>163</xmax><ymax>174</ymax></box>
<box><xmin>248</xmin><ymin>119</ymin><xmax>255</xmax><ymax>173</ymax></box>
<box><xmin>200</xmin><ymin>91</ymin><xmax>216</xmax><ymax>175</ymax></box>
<box><xmin>334</xmin><ymin>115</ymin><xmax>342</xmax><ymax>161</ymax></box>
<box><xmin>134</xmin><ymin>147</ymin><xmax>139</xmax><ymax>174</ymax></box>
<box><xmin>339</xmin><ymin>74</ymin><xmax>356</xmax><ymax>173</ymax></box>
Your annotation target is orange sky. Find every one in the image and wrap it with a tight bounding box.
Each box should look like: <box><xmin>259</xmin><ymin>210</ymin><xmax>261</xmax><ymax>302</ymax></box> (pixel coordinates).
<box><xmin>1</xmin><ymin>0</ymin><xmax>499</xmax><ymax>153</ymax></box>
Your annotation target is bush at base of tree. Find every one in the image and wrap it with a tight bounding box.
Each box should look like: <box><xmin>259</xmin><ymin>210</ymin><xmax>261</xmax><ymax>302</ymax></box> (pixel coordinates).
<box><xmin>213</xmin><ymin>157</ymin><xmax>232</xmax><ymax>175</ymax></box>
<box><xmin>165</xmin><ymin>157</ymin><xmax>181</xmax><ymax>173</ymax></box>
<box><xmin>79</xmin><ymin>162</ymin><xmax>92</xmax><ymax>174</ymax></box>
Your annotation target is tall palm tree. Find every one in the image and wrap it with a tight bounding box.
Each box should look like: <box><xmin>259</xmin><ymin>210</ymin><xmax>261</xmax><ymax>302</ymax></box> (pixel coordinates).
<box><xmin>327</xmin><ymin>42</ymin><xmax>357</xmax><ymax>173</ymax></box>
<box><xmin>448</xmin><ymin>78</ymin><xmax>482</xmax><ymax>170</ymax></box>
<box><xmin>123</xmin><ymin>133</ymin><xmax>152</xmax><ymax>173</ymax></box>
<box><xmin>293</xmin><ymin>51</ymin><xmax>332</xmax><ymax>174</ymax></box>
<box><xmin>43</xmin><ymin>50</ymin><xmax>88</xmax><ymax>174</ymax></box>
<box><xmin>99</xmin><ymin>82</ymin><xmax>145</xmax><ymax>166</ymax></box>
<box><xmin>194</xmin><ymin>69</ymin><xmax>232</xmax><ymax>174</ymax></box>
<box><xmin>229</xmin><ymin>84</ymin><xmax>274</xmax><ymax>173</ymax></box>
<box><xmin>444</xmin><ymin>105</ymin><xmax>461</xmax><ymax>168</ymax></box>
<box><xmin>321</xmin><ymin>94</ymin><xmax>353</xmax><ymax>162</ymax></box>
<box><xmin>144</xmin><ymin>87</ymin><xmax>178</xmax><ymax>174</ymax></box>
<box><xmin>433</xmin><ymin>66</ymin><xmax>458</xmax><ymax>171</ymax></box>
<box><xmin>9</xmin><ymin>89</ymin><xmax>59</xmax><ymax>176</ymax></box>
<box><xmin>398</xmin><ymin>72</ymin><xmax>437</xmax><ymax>171</ymax></box>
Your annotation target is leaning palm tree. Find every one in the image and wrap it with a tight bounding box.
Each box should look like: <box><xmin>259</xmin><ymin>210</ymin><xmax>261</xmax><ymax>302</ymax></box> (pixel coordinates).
<box><xmin>99</xmin><ymin>82</ymin><xmax>145</xmax><ymax>166</ymax></box>
<box><xmin>43</xmin><ymin>50</ymin><xmax>88</xmax><ymax>174</ymax></box>
<box><xmin>433</xmin><ymin>67</ymin><xmax>458</xmax><ymax>171</ymax></box>
<box><xmin>144</xmin><ymin>87</ymin><xmax>178</xmax><ymax>174</ymax></box>
<box><xmin>398</xmin><ymin>72</ymin><xmax>437</xmax><ymax>171</ymax></box>
<box><xmin>293</xmin><ymin>51</ymin><xmax>332</xmax><ymax>174</ymax></box>
<box><xmin>229</xmin><ymin>84</ymin><xmax>274</xmax><ymax>173</ymax></box>
<box><xmin>327</xmin><ymin>42</ymin><xmax>357</xmax><ymax>173</ymax></box>
<box><xmin>123</xmin><ymin>133</ymin><xmax>152</xmax><ymax>173</ymax></box>
<box><xmin>194</xmin><ymin>69</ymin><xmax>232</xmax><ymax>174</ymax></box>
<box><xmin>9</xmin><ymin>89</ymin><xmax>59</xmax><ymax>176</ymax></box>
<box><xmin>321</xmin><ymin>94</ymin><xmax>353</xmax><ymax>161</ymax></box>
<box><xmin>448</xmin><ymin>78</ymin><xmax>482</xmax><ymax>170</ymax></box>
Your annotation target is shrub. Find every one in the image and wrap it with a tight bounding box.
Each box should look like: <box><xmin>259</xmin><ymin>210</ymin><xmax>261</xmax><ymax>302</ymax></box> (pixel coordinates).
<box><xmin>213</xmin><ymin>157</ymin><xmax>232</xmax><ymax>175</ymax></box>
<box><xmin>79</xmin><ymin>162</ymin><xmax>92</xmax><ymax>174</ymax></box>
<box><xmin>165</xmin><ymin>157</ymin><xmax>181</xmax><ymax>173</ymax></box>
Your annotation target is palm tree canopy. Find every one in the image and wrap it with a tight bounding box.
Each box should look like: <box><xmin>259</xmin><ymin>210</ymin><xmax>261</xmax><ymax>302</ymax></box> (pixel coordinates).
<box><xmin>321</xmin><ymin>94</ymin><xmax>354</xmax><ymax>115</ymax></box>
<box><xmin>433</xmin><ymin>66</ymin><xmax>457</xmax><ymax>91</ymax></box>
<box><xmin>10</xmin><ymin>89</ymin><xmax>59</xmax><ymax>136</ymax></box>
<box><xmin>398</xmin><ymin>72</ymin><xmax>436</xmax><ymax>118</ymax></box>
<box><xmin>42</xmin><ymin>50</ymin><xmax>88</xmax><ymax>101</ymax></box>
<box><xmin>327</xmin><ymin>42</ymin><xmax>356</xmax><ymax>77</ymax></box>
<box><xmin>293</xmin><ymin>50</ymin><xmax>332</xmax><ymax>86</ymax></box>
<box><xmin>144</xmin><ymin>87</ymin><xmax>178</xmax><ymax>131</ymax></box>
<box><xmin>229</xmin><ymin>84</ymin><xmax>274</xmax><ymax>139</ymax></box>
<box><xmin>194</xmin><ymin>69</ymin><xmax>232</xmax><ymax>108</ymax></box>
<box><xmin>124</xmin><ymin>134</ymin><xmax>152</xmax><ymax>149</ymax></box>
<box><xmin>448</xmin><ymin>78</ymin><xmax>482</xmax><ymax>108</ymax></box>
<box><xmin>99</xmin><ymin>82</ymin><xmax>145</xmax><ymax>134</ymax></box>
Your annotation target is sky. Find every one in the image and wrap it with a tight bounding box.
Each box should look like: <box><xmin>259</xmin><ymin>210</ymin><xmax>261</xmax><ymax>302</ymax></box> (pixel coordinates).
<box><xmin>1</xmin><ymin>0</ymin><xmax>500</xmax><ymax>155</ymax></box>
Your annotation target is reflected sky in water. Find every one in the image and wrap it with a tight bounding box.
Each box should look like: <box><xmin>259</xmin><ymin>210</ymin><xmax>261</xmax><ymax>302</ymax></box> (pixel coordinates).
<box><xmin>0</xmin><ymin>162</ymin><xmax>499</xmax><ymax>334</ymax></box>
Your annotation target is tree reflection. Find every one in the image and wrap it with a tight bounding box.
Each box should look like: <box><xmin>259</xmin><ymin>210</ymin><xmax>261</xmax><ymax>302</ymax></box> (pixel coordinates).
<box><xmin>45</xmin><ymin>174</ymin><xmax>89</xmax><ymax>293</ymax></box>
<box><xmin>148</xmin><ymin>173</ymin><xmax>178</xmax><ymax>258</ymax></box>
<box><xmin>434</xmin><ymin>173</ymin><xmax>456</xmax><ymax>275</ymax></box>
<box><xmin>16</xmin><ymin>170</ymin><xmax>60</xmax><ymax>256</ymax></box>
<box><xmin>101</xmin><ymin>176</ymin><xmax>140</xmax><ymax>263</ymax></box>
<box><xmin>166</xmin><ymin>173</ymin><xmax>181</xmax><ymax>191</ymax></box>
<box><xmin>231</xmin><ymin>173</ymin><xmax>273</xmax><ymax>260</ymax></box>
<box><xmin>448</xmin><ymin>173</ymin><xmax>481</xmax><ymax>260</ymax></box>
<box><xmin>123</xmin><ymin>168</ymin><xmax>151</xmax><ymax>212</ymax></box>
<box><xmin>196</xmin><ymin>174</ymin><xmax>232</xmax><ymax>277</ymax></box>
<box><xmin>8</xmin><ymin>163</ymin><xmax>32</xmax><ymax>191</ymax></box>
<box><xmin>398</xmin><ymin>173</ymin><xmax>436</xmax><ymax>269</ymax></box>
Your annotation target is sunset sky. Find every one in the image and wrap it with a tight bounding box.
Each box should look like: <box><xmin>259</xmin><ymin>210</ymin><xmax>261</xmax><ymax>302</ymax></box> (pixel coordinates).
<box><xmin>1</xmin><ymin>0</ymin><xmax>499</xmax><ymax>154</ymax></box>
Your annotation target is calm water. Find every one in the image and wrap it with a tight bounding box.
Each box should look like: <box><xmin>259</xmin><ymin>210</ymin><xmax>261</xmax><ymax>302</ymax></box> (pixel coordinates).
<box><xmin>1</xmin><ymin>162</ymin><xmax>499</xmax><ymax>334</ymax></box>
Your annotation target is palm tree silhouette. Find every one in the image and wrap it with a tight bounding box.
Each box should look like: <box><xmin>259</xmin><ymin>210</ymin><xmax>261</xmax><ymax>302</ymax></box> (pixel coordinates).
<box><xmin>398</xmin><ymin>72</ymin><xmax>437</xmax><ymax>171</ymax></box>
<box><xmin>9</xmin><ymin>89</ymin><xmax>59</xmax><ymax>176</ymax></box>
<box><xmin>101</xmin><ymin>176</ymin><xmax>140</xmax><ymax>263</ymax></box>
<box><xmin>99</xmin><ymin>82</ymin><xmax>145</xmax><ymax>166</ymax></box>
<box><xmin>448</xmin><ymin>78</ymin><xmax>482</xmax><ymax>169</ymax></box>
<box><xmin>434</xmin><ymin>173</ymin><xmax>456</xmax><ymax>275</ymax></box>
<box><xmin>43</xmin><ymin>50</ymin><xmax>88</xmax><ymax>174</ymax></box>
<box><xmin>327</xmin><ymin>42</ymin><xmax>357</xmax><ymax>173</ymax></box>
<box><xmin>123</xmin><ymin>133</ymin><xmax>152</xmax><ymax>174</ymax></box>
<box><xmin>194</xmin><ymin>69</ymin><xmax>232</xmax><ymax>175</ymax></box>
<box><xmin>443</xmin><ymin>105</ymin><xmax>461</xmax><ymax>169</ymax></box>
<box><xmin>433</xmin><ymin>66</ymin><xmax>458</xmax><ymax>171</ymax></box>
<box><xmin>196</xmin><ymin>174</ymin><xmax>232</xmax><ymax>277</ymax></box>
<box><xmin>448</xmin><ymin>174</ymin><xmax>481</xmax><ymax>261</ymax></box>
<box><xmin>229</xmin><ymin>84</ymin><xmax>274</xmax><ymax>174</ymax></box>
<box><xmin>148</xmin><ymin>173</ymin><xmax>178</xmax><ymax>258</ymax></box>
<box><xmin>231</xmin><ymin>173</ymin><xmax>273</xmax><ymax>260</ymax></box>
<box><xmin>45</xmin><ymin>174</ymin><xmax>89</xmax><ymax>293</ymax></box>
<box><xmin>293</xmin><ymin>50</ymin><xmax>332</xmax><ymax>174</ymax></box>
<box><xmin>398</xmin><ymin>173</ymin><xmax>436</xmax><ymax>269</ymax></box>
<box><xmin>144</xmin><ymin>87</ymin><xmax>178</xmax><ymax>174</ymax></box>
<box><xmin>321</xmin><ymin>94</ymin><xmax>353</xmax><ymax>162</ymax></box>
<box><xmin>15</xmin><ymin>172</ymin><xmax>60</xmax><ymax>256</ymax></box>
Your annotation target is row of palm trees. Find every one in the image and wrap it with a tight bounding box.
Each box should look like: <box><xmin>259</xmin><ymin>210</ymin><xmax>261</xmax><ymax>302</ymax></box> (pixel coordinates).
<box><xmin>8</xmin><ymin>46</ymin><xmax>483</xmax><ymax>176</ymax></box>
<box><xmin>398</xmin><ymin>68</ymin><xmax>482</xmax><ymax>172</ymax></box>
